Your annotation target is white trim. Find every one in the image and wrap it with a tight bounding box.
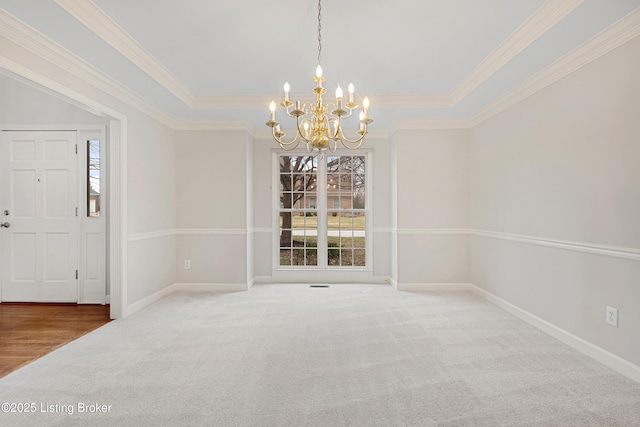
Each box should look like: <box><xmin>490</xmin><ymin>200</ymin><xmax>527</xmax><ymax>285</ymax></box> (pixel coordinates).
<box><xmin>0</xmin><ymin>124</ymin><xmax>107</xmax><ymax>131</ymax></box>
<box><xmin>54</xmin><ymin>0</ymin><xmax>194</xmax><ymax>107</ymax></box>
<box><xmin>397</xmin><ymin>228</ymin><xmax>469</xmax><ymax>235</ymax></box>
<box><xmin>372</xmin><ymin>93</ymin><xmax>451</xmax><ymax>109</ymax></box>
<box><xmin>175</xmin><ymin>228</ymin><xmax>247</xmax><ymax>236</ymax></box>
<box><xmin>469</xmin><ymin>284</ymin><xmax>640</xmax><ymax>384</ymax></box>
<box><xmin>396</xmin><ymin>283</ymin><xmax>473</xmax><ymax>292</ymax></box>
<box><xmin>470</xmin><ymin>229</ymin><xmax>640</xmax><ymax>261</ymax></box>
<box><xmin>3</xmin><ymin>3</ymin><xmax>638</xmax><ymax>134</ymax></box>
<box><xmin>172</xmin><ymin>283</ymin><xmax>247</xmax><ymax>293</ymax></box>
<box><xmin>172</xmin><ymin>119</ymin><xmax>256</xmax><ymax>133</ymax></box>
<box><xmin>108</xmin><ymin>118</ymin><xmax>127</xmax><ymax>319</ymax></box>
<box><xmin>125</xmin><ymin>283</ymin><xmax>247</xmax><ymax>316</ymax></box>
<box><xmin>469</xmin><ymin>6</ymin><xmax>640</xmax><ymax>128</ymax></box>
<box><xmin>0</xmin><ymin>9</ymin><xmax>174</xmax><ymax>126</ymax></box>
<box><xmin>127</xmin><ymin>228</ymin><xmax>251</xmax><ymax>241</ymax></box>
<box><xmin>253</xmin><ymin>127</ymin><xmax>390</xmax><ymax>141</ymax></box>
<box><xmin>392</xmin><ymin>7</ymin><xmax>640</xmax><ymax>131</ymax></box>
<box><xmin>391</xmin><ymin>119</ymin><xmax>471</xmax><ymax>132</ymax></box>
<box><xmin>127</xmin><ymin>229</ymin><xmax>175</xmax><ymax>242</ymax></box>
<box><xmin>124</xmin><ymin>284</ymin><xmax>174</xmax><ymax>318</ymax></box>
<box><xmin>46</xmin><ymin>0</ymin><xmax>583</xmax><ymax>113</ymax></box>
<box><xmin>450</xmin><ymin>0</ymin><xmax>584</xmax><ymax>105</ymax></box>
<box><xmin>393</xmin><ymin>227</ymin><xmax>640</xmax><ymax>261</ymax></box>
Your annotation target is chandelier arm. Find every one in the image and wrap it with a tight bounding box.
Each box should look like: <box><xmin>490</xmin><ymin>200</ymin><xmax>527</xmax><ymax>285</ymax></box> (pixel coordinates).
<box><xmin>335</xmin><ymin>126</ymin><xmax>367</xmax><ymax>148</ymax></box>
<box><xmin>272</xmin><ymin>123</ymin><xmax>303</xmax><ymax>148</ymax></box>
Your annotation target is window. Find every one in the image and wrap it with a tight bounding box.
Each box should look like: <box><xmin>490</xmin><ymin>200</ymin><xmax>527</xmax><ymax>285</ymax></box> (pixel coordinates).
<box><xmin>277</xmin><ymin>153</ymin><xmax>368</xmax><ymax>268</ymax></box>
<box><xmin>326</xmin><ymin>155</ymin><xmax>366</xmax><ymax>267</ymax></box>
<box><xmin>278</xmin><ymin>156</ymin><xmax>318</xmax><ymax>266</ymax></box>
<box><xmin>87</xmin><ymin>139</ymin><xmax>101</xmax><ymax>217</ymax></box>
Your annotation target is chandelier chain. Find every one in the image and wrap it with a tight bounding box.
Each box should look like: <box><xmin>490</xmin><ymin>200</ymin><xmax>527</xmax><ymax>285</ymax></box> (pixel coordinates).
<box><xmin>317</xmin><ymin>0</ymin><xmax>322</xmax><ymax>65</ymax></box>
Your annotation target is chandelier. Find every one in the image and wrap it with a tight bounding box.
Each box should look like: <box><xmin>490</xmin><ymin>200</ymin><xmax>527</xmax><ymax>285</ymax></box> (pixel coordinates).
<box><xmin>266</xmin><ymin>0</ymin><xmax>372</xmax><ymax>156</ymax></box>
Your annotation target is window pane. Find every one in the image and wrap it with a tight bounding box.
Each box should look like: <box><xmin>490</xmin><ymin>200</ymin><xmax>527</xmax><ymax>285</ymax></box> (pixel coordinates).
<box><xmin>87</xmin><ymin>140</ymin><xmax>100</xmax><ymax>217</ymax></box>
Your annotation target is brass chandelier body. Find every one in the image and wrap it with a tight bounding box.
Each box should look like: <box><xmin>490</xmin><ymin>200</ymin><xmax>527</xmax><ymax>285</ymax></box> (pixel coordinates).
<box><xmin>266</xmin><ymin>0</ymin><xmax>372</xmax><ymax>156</ymax></box>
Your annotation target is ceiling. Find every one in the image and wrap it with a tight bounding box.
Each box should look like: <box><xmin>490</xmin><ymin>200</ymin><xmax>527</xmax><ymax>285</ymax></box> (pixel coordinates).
<box><xmin>1</xmin><ymin>0</ymin><xmax>639</xmax><ymax>129</ymax></box>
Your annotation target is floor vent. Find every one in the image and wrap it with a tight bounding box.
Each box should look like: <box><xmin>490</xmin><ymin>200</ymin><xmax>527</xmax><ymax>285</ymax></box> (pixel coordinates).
<box><xmin>309</xmin><ymin>285</ymin><xmax>329</xmax><ymax>288</ymax></box>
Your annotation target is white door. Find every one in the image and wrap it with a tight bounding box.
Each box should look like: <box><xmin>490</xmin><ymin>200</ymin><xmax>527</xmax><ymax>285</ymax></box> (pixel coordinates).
<box><xmin>0</xmin><ymin>131</ymin><xmax>78</xmax><ymax>302</ymax></box>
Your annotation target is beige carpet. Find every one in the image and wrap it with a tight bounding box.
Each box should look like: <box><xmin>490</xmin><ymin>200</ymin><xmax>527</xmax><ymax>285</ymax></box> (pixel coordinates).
<box><xmin>1</xmin><ymin>284</ymin><xmax>639</xmax><ymax>426</ymax></box>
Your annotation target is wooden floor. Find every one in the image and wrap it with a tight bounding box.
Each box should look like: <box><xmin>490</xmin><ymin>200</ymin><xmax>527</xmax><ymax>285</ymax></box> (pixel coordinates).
<box><xmin>0</xmin><ymin>303</ymin><xmax>111</xmax><ymax>378</ymax></box>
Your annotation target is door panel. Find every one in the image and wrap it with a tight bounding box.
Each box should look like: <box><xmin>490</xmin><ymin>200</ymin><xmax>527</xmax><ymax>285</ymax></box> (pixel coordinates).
<box><xmin>1</xmin><ymin>131</ymin><xmax>78</xmax><ymax>302</ymax></box>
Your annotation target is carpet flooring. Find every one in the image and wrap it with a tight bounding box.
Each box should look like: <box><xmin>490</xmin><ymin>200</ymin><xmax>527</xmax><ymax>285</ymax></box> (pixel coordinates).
<box><xmin>1</xmin><ymin>284</ymin><xmax>639</xmax><ymax>426</ymax></box>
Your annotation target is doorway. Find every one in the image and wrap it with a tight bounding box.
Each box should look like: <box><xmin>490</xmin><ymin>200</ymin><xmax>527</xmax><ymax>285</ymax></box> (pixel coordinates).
<box><xmin>0</xmin><ymin>129</ymin><xmax>107</xmax><ymax>303</ymax></box>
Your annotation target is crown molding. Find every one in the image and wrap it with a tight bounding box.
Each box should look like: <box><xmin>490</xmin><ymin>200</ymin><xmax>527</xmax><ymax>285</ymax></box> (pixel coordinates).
<box><xmin>49</xmin><ymin>0</ymin><xmax>581</xmax><ymax>112</ymax></box>
<box><xmin>391</xmin><ymin>118</ymin><xmax>471</xmax><ymax>132</ymax></box>
<box><xmin>469</xmin><ymin>6</ymin><xmax>640</xmax><ymax>128</ymax></box>
<box><xmin>0</xmin><ymin>8</ymin><xmax>175</xmax><ymax>126</ymax></box>
<box><xmin>451</xmin><ymin>0</ymin><xmax>584</xmax><ymax>105</ymax></box>
<box><xmin>54</xmin><ymin>0</ymin><xmax>195</xmax><ymax>107</ymax></box>
<box><xmin>172</xmin><ymin>119</ymin><xmax>255</xmax><ymax>133</ymax></box>
<box><xmin>252</xmin><ymin>127</ymin><xmax>389</xmax><ymax>140</ymax></box>
<box><xmin>3</xmin><ymin>4</ymin><xmax>639</xmax><ymax>134</ymax></box>
<box><xmin>373</xmin><ymin>94</ymin><xmax>451</xmax><ymax>109</ymax></box>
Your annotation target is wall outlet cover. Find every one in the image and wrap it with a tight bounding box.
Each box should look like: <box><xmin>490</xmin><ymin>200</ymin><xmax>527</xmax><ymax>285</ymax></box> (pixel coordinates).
<box><xmin>606</xmin><ymin>306</ymin><xmax>618</xmax><ymax>327</ymax></box>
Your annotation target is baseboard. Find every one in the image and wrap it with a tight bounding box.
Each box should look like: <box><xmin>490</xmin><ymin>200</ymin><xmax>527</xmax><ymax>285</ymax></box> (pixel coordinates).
<box><xmin>396</xmin><ymin>283</ymin><xmax>473</xmax><ymax>292</ymax></box>
<box><xmin>124</xmin><ymin>283</ymin><xmax>247</xmax><ymax>317</ymax></box>
<box><xmin>254</xmin><ymin>276</ymin><xmax>273</xmax><ymax>284</ymax></box>
<box><xmin>124</xmin><ymin>285</ymin><xmax>175</xmax><ymax>317</ymax></box>
<box><xmin>172</xmin><ymin>283</ymin><xmax>248</xmax><ymax>293</ymax></box>
<box><xmin>105</xmin><ymin>294</ymin><xmax>111</xmax><ymax>304</ymax></box>
<box><xmin>469</xmin><ymin>284</ymin><xmax>640</xmax><ymax>384</ymax></box>
<box><xmin>389</xmin><ymin>277</ymin><xmax>398</xmax><ymax>290</ymax></box>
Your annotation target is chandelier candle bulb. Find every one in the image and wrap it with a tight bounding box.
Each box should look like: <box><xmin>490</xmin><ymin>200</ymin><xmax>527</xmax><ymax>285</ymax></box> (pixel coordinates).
<box><xmin>348</xmin><ymin>83</ymin><xmax>354</xmax><ymax>103</ymax></box>
<box><xmin>283</xmin><ymin>82</ymin><xmax>290</xmax><ymax>102</ymax></box>
<box><xmin>363</xmin><ymin>96</ymin><xmax>370</xmax><ymax>119</ymax></box>
<box><xmin>269</xmin><ymin>101</ymin><xmax>276</xmax><ymax>121</ymax></box>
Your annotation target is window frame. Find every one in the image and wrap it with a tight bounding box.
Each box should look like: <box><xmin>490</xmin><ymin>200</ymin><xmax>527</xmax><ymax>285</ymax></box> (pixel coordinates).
<box><xmin>272</xmin><ymin>150</ymin><xmax>372</xmax><ymax>271</ymax></box>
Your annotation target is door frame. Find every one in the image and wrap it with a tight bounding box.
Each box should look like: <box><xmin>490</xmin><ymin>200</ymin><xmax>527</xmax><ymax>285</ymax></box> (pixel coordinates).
<box><xmin>0</xmin><ymin>124</ymin><xmax>122</xmax><ymax>316</ymax></box>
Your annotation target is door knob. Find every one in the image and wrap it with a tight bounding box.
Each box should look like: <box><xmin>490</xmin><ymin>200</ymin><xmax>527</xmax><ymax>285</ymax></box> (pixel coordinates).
<box><xmin>0</xmin><ymin>222</ymin><xmax>10</xmax><ymax>228</ymax></box>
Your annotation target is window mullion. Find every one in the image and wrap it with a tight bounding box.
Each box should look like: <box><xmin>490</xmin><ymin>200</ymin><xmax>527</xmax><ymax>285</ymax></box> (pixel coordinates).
<box><xmin>317</xmin><ymin>156</ymin><xmax>328</xmax><ymax>268</ymax></box>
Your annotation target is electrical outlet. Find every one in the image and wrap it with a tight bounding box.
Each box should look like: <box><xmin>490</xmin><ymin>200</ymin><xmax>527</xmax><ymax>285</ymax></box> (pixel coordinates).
<box><xmin>184</xmin><ymin>260</ymin><xmax>191</xmax><ymax>270</ymax></box>
<box><xmin>606</xmin><ymin>306</ymin><xmax>618</xmax><ymax>327</ymax></box>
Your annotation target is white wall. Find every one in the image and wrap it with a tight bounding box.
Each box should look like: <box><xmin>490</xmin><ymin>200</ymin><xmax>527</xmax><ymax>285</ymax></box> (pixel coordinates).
<box><xmin>174</xmin><ymin>130</ymin><xmax>251</xmax><ymax>287</ymax></box>
<box><xmin>126</xmin><ymin>108</ymin><xmax>176</xmax><ymax>305</ymax></box>
<box><xmin>393</xmin><ymin>129</ymin><xmax>469</xmax><ymax>287</ymax></box>
<box><xmin>0</xmin><ymin>74</ymin><xmax>107</xmax><ymax>125</ymax></box>
<box><xmin>469</xmin><ymin>36</ymin><xmax>640</xmax><ymax>366</ymax></box>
